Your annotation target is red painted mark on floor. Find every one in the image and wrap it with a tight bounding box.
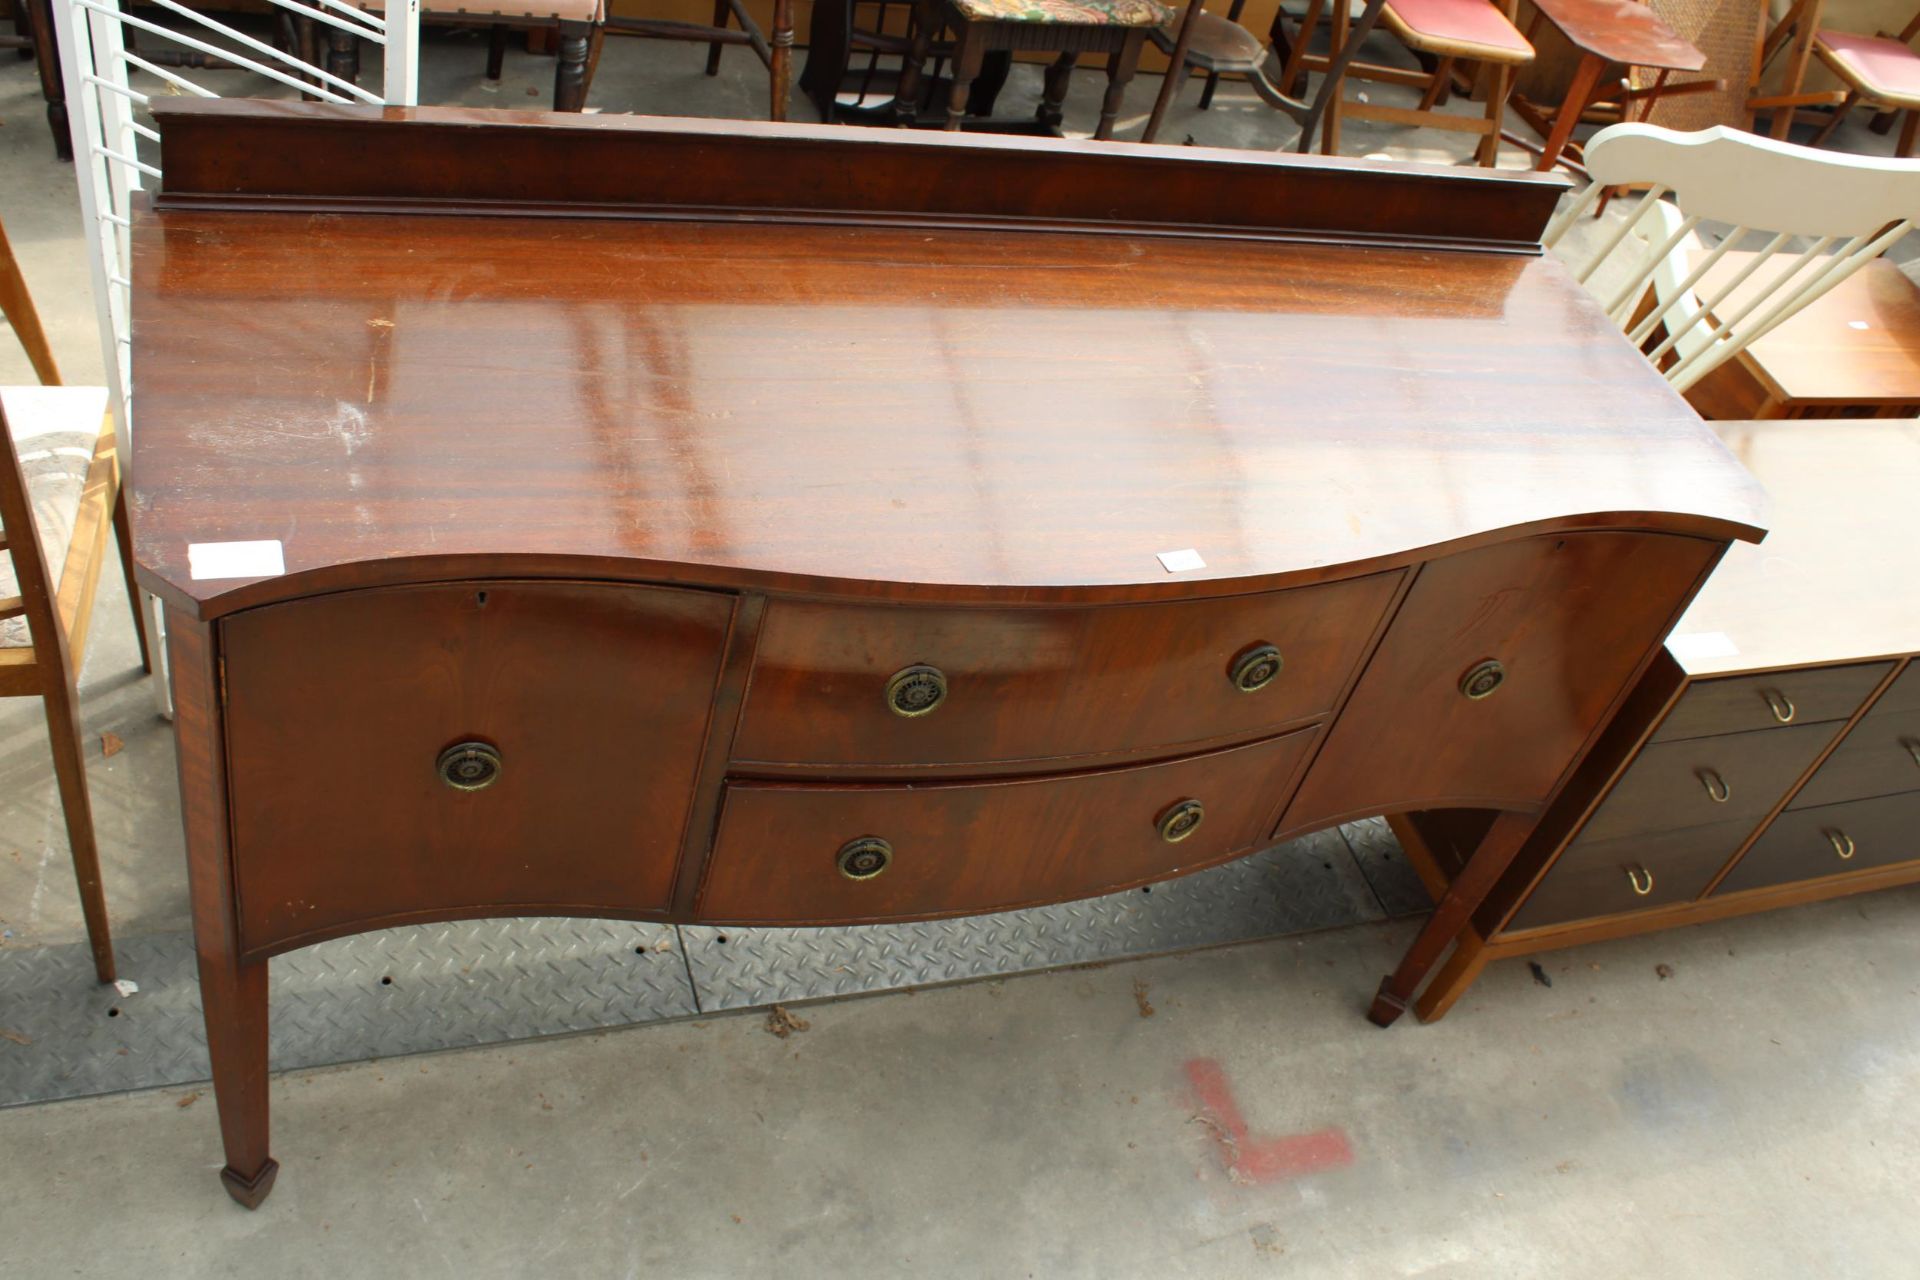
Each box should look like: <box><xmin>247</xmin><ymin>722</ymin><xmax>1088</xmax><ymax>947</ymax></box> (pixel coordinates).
<box><xmin>1185</xmin><ymin>1057</ymin><xmax>1354</xmax><ymax>1185</ymax></box>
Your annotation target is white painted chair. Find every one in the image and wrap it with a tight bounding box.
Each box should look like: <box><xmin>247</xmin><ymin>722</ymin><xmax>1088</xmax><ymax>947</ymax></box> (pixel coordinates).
<box><xmin>1545</xmin><ymin>122</ymin><xmax>1920</xmax><ymax>394</ymax></box>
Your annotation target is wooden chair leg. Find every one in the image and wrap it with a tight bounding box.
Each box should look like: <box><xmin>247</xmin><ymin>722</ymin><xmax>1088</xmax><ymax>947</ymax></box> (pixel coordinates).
<box><xmin>705</xmin><ymin>0</ymin><xmax>731</xmax><ymax>74</ymax></box>
<box><xmin>1475</xmin><ymin>61</ymin><xmax>1514</xmax><ymax>166</ymax></box>
<box><xmin>487</xmin><ymin>23</ymin><xmax>510</xmax><ymax>79</ymax></box>
<box><xmin>1810</xmin><ymin>90</ymin><xmax>1858</xmax><ymax>146</ymax></box>
<box><xmin>1900</xmin><ymin>108</ymin><xmax>1920</xmax><ymax>158</ymax></box>
<box><xmin>894</xmin><ymin>0</ymin><xmax>940</xmax><ymax>126</ymax></box>
<box><xmin>1368</xmin><ymin>809</ymin><xmax>1536</xmax><ymax>1026</ymax></box>
<box><xmin>112</xmin><ymin>486</ymin><xmax>151</xmax><ymax>675</ymax></box>
<box><xmin>943</xmin><ymin>26</ymin><xmax>986</xmax><ymax>130</ymax></box>
<box><xmin>769</xmin><ymin>0</ymin><xmax>793</xmax><ymax>121</ymax></box>
<box><xmin>0</xmin><ymin>218</ymin><xmax>61</xmax><ymax>387</ymax></box>
<box><xmin>1417</xmin><ymin>55</ymin><xmax>1455</xmax><ymax>110</ymax></box>
<box><xmin>43</xmin><ymin>670</ymin><xmax>115</xmax><ymax>984</ymax></box>
<box><xmin>552</xmin><ymin>19</ymin><xmax>592</xmax><ymax>111</ymax></box>
<box><xmin>325</xmin><ymin>25</ymin><xmax>358</xmax><ymax>87</ymax></box>
<box><xmin>1322</xmin><ymin>0</ymin><xmax>1350</xmax><ymax>155</ymax></box>
<box><xmin>1534</xmin><ymin>52</ymin><xmax>1602</xmax><ymax>172</ymax></box>
<box><xmin>1097</xmin><ymin>33</ymin><xmax>1144</xmax><ymax>141</ymax></box>
<box><xmin>1038</xmin><ymin>51</ymin><xmax>1079</xmax><ymax>133</ymax></box>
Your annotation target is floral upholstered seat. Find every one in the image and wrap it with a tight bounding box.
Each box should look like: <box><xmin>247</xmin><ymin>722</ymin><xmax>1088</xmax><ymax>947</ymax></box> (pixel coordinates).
<box><xmin>951</xmin><ymin>0</ymin><xmax>1174</xmax><ymax>27</ymax></box>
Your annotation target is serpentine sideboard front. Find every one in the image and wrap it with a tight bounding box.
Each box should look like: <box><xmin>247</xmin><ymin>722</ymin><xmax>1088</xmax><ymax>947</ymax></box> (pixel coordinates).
<box><xmin>129</xmin><ymin>100</ymin><xmax>1766</xmax><ymax>1207</ymax></box>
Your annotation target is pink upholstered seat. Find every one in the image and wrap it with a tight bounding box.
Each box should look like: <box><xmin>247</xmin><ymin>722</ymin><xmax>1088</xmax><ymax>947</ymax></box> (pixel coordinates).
<box><xmin>1817</xmin><ymin>28</ymin><xmax>1920</xmax><ymax>109</ymax></box>
<box><xmin>358</xmin><ymin>0</ymin><xmax>602</xmax><ymax>21</ymax></box>
<box><xmin>1382</xmin><ymin>0</ymin><xmax>1534</xmax><ymax>63</ymax></box>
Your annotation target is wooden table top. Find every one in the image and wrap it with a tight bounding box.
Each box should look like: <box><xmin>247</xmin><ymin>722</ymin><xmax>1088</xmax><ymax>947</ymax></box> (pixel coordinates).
<box><xmin>1670</xmin><ymin>419</ymin><xmax>1920</xmax><ymax>676</ymax></box>
<box><xmin>128</xmin><ymin>101</ymin><xmax>1765</xmax><ymax>619</ymax></box>
<box><xmin>1698</xmin><ymin>253</ymin><xmax>1920</xmax><ymax>407</ymax></box>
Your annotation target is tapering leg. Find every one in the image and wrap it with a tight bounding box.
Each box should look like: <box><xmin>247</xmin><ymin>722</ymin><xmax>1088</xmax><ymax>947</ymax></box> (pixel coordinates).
<box><xmin>1533</xmin><ymin>52</ymin><xmax>1601</xmax><ymax>172</ymax></box>
<box><xmin>553</xmin><ymin>20</ymin><xmax>591</xmax><ymax>111</ymax></box>
<box><xmin>167</xmin><ymin>609</ymin><xmax>277</xmax><ymax>1206</ymax></box>
<box><xmin>1369</xmin><ymin>810</ymin><xmax>1535</xmax><ymax>1026</ymax></box>
<box><xmin>43</xmin><ymin>670</ymin><xmax>114</xmax><ymax>984</ymax></box>
<box><xmin>1810</xmin><ymin>90</ymin><xmax>1857</xmax><ymax>146</ymax></box>
<box><xmin>942</xmin><ymin>26</ymin><xmax>985</xmax><ymax>130</ymax></box>
<box><xmin>1413</xmin><ymin>929</ymin><xmax>1490</xmax><ymax>1023</ymax></box>
<box><xmin>1143</xmin><ymin>0</ymin><xmax>1203</xmax><ymax>143</ymax></box>
<box><xmin>1899</xmin><ymin>108</ymin><xmax>1920</xmax><ymax>158</ymax></box>
<box><xmin>111</xmin><ymin>487</ymin><xmax>151</xmax><ymax>675</ymax></box>
<box><xmin>769</xmin><ymin>0</ymin><xmax>793</xmax><ymax>121</ymax></box>
<box><xmin>0</xmin><ymin>218</ymin><xmax>61</xmax><ymax>385</ymax></box>
<box><xmin>1096</xmin><ymin>33</ymin><xmax>1143</xmax><ymax>141</ymax></box>
<box><xmin>1037</xmin><ymin>51</ymin><xmax>1078</xmax><ymax>133</ymax></box>
<box><xmin>487</xmin><ymin>23</ymin><xmax>510</xmax><ymax>79</ymax></box>
<box><xmin>706</xmin><ymin>0</ymin><xmax>731</xmax><ymax>74</ymax></box>
<box><xmin>1321</xmin><ymin>0</ymin><xmax>1349</xmax><ymax>154</ymax></box>
<box><xmin>894</xmin><ymin>0</ymin><xmax>939</xmax><ymax>126</ymax></box>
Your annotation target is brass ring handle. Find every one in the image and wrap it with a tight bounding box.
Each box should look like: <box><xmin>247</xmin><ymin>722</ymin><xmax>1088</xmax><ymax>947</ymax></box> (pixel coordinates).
<box><xmin>437</xmin><ymin>741</ymin><xmax>502</xmax><ymax>792</ymax></box>
<box><xmin>1157</xmin><ymin>799</ymin><xmax>1205</xmax><ymax>844</ymax></box>
<box><xmin>1825</xmin><ymin>828</ymin><xmax>1855</xmax><ymax>860</ymax></box>
<box><xmin>1761</xmin><ymin>689</ymin><xmax>1796</xmax><ymax>724</ymax></box>
<box><xmin>885</xmin><ymin>665</ymin><xmax>947</xmax><ymax>718</ymax></box>
<box><xmin>1459</xmin><ymin>659</ymin><xmax>1506</xmax><ymax>701</ymax></box>
<box><xmin>1625</xmin><ymin>866</ymin><xmax>1655</xmax><ymax>896</ymax></box>
<box><xmin>1696</xmin><ymin>768</ymin><xmax>1731</xmax><ymax>803</ymax></box>
<box><xmin>836</xmin><ymin>836</ymin><xmax>893</xmax><ymax>881</ymax></box>
<box><xmin>1902</xmin><ymin>737</ymin><xmax>1920</xmax><ymax>768</ymax></box>
<box><xmin>1229</xmin><ymin>643</ymin><xmax>1284</xmax><ymax>694</ymax></box>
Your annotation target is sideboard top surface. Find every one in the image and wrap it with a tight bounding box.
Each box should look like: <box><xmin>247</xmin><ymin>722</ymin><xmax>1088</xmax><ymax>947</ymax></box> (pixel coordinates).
<box><xmin>1669</xmin><ymin>420</ymin><xmax>1920</xmax><ymax>676</ymax></box>
<box><xmin>128</xmin><ymin>104</ymin><xmax>1766</xmax><ymax>617</ymax></box>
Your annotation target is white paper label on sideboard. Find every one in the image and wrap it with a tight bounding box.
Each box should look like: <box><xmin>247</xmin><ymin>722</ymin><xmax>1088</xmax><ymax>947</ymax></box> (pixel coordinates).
<box><xmin>1668</xmin><ymin>631</ymin><xmax>1740</xmax><ymax>661</ymax></box>
<box><xmin>188</xmin><ymin>539</ymin><xmax>287</xmax><ymax>581</ymax></box>
<box><xmin>1156</xmin><ymin>548</ymin><xmax>1206</xmax><ymax>573</ymax></box>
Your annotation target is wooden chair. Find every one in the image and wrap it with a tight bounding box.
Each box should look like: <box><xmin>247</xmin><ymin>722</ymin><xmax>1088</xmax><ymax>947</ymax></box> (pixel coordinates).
<box><xmin>1761</xmin><ymin>0</ymin><xmax>1920</xmax><ymax>155</ymax></box>
<box><xmin>1290</xmin><ymin>0</ymin><xmax>1537</xmax><ymax>164</ymax></box>
<box><xmin>0</xmin><ymin>221</ymin><xmax>152</xmax><ymax>986</ymax></box>
<box><xmin>602</xmin><ymin>0</ymin><xmax>797</xmax><ymax>120</ymax></box>
<box><xmin>2</xmin><ymin>0</ymin><xmax>70</xmax><ymax>159</ymax></box>
<box><xmin>1546</xmin><ymin>122</ymin><xmax>1920</xmax><ymax>394</ymax></box>
<box><xmin>892</xmin><ymin>0</ymin><xmax>1175</xmax><ymax>138</ymax></box>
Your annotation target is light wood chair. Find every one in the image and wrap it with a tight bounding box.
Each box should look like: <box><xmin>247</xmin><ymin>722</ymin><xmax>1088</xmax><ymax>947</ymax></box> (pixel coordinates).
<box><xmin>1546</xmin><ymin>122</ymin><xmax>1920</xmax><ymax>394</ymax></box>
<box><xmin>1289</xmin><ymin>0</ymin><xmax>1537</xmax><ymax>165</ymax></box>
<box><xmin>0</xmin><ymin>220</ymin><xmax>151</xmax><ymax>986</ymax></box>
<box><xmin>1759</xmin><ymin>0</ymin><xmax>1920</xmax><ymax>155</ymax></box>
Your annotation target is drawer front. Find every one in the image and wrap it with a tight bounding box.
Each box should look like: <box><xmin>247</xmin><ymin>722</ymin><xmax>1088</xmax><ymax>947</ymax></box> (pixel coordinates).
<box><xmin>1285</xmin><ymin>531</ymin><xmax>1722</xmax><ymax>826</ymax></box>
<box><xmin>732</xmin><ymin>573</ymin><xmax>1399</xmax><ymax>768</ymax></box>
<box><xmin>1581</xmin><ymin>721</ymin><xmax>1839</xmax><ymax>843</ymax></box>
<box><xmin>1651</xmin><ymin>663</ymin><xmax>1892</xmax><ymax>743</ymax></box>
<box><xmin>1790</xmin><ymin>707</ymin><xmax>1920</xmax><ymax>810</ymax></box>
<box><xmin>1717</xmin><ymin>792</ymin><xmax>1920</xmax><ymax>895</ymax></box>
<box><xmin>1509</xmin><ymin>820</ymin><xmax>1756</xmax><ymax>930</ymax></box>
<box><xmin>224</xmin><ymin>582</ymin><xmax>734</xmax><ymax>952</ymax></box>
<box><xmin>700</xmin><ymin>729</ymin><xmax>1316</xmax><ymax>923</ymax></box>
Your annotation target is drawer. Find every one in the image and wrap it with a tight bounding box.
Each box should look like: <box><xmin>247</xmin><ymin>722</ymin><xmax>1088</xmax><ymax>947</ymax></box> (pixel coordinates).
<box><xmin>1717</xmin><ymin>792</ymin><xmax>1920</xmax><ymax>895</ymax></box>
<box><xmin>1509</xmin><ymin>820</ymin><xmax>1756</xmax><ymax>930</ymax></box>
<box><xmin>1790</xmin><ymin>705</ymin><xmax>1920</xmax><ymax>810</ymax></box>
<box><xmin>1871</xmin><ymin>662</ymin><xmax>1920</xmax><ymax>717</ymax></box>
<box><xmin>1580</xmin><ymin>721</ymin><xmax>1840</xmax><ymax>843</ymax></box>
<box><xmin>1285</xmin><ymin>531</ymin><xmax>1723</xmax><ymax>825</ymax></box>
<box><xmin>223</xmin><ymin>582</ymin><xmax>734</xmax><ymax>953</ymax></box>
<box><xmin>700</xmin><ymin>728</ymin><xmax>1316</xmax><ymax>923</ymax></box>
<box><xmin>732</xmin><ymin>573</ymin><xmax>1399</xmax><ymax>769</ymax></box>
<box><xmin>1651</xmin><ymin>663</ymin><xmax>1892</xmax><ymax>743</ymax></box>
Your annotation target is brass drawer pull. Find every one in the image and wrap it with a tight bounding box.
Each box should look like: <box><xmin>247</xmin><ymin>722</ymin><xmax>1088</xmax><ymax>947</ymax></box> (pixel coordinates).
<box><xmin>885</xmin><ymin>665</ymin><xmax>947</xmax><ymax>718</ymax></box>
<box><xmin>1229</xmin><ymin>643</ymin><xmax>1284</xmax><ymax>693</ymax></box>
<box><xmin>1157</xmin><ymin>799</ymin><xmax>1205</xmax><ymax>843</ymax></box>
<box><xmin>1825</xmin><ymin>828</ymin><xmax>1855</xmax><ymax>860</ymax></box>
<box><xmin>1696</xmin><ymin>768</ymin><xmax>1730</xmax><ymax>803</ymax></box>
<box><xmin>437</xmin><ymin>741</ymin><xmax>502</xmax><ymax>792</ymax></box>
<box><xmin>836</xmin><ymin>836</ymin><xmax>893</xmax><ymax>881</ymax></box>
<box><xmin>1625</xmin><ymin>866</ymin><xmax>1655</xmax><ymax>896</ymax></box>
<box><xmin>1459</xmin><ymin>659</ymin><xmax>1505</xmax><ymax>700</ymax></box>
<box><xmin>1761</xmin><ymin>689</ymin><xmax>1796</xmax><ymax>724</ymax></box>
<box><xmin>1902</xmin><ymin>737</ymin><xmax>1920</xmax><ymax>768</ymax></box>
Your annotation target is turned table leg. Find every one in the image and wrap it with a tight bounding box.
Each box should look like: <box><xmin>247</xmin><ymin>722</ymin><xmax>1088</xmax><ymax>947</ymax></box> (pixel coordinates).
<box><xmin>1369</xmin><ymin>809</ymin><xmax>1534</xmax><ymax>1026</ymax></box>
<box><xmin>168</xmin><ymin>609</ymin><xmax>278</xmax><ymax>1208</ymax></box>
<box><xmin>1096</xmin><ymin>31</ymin><xmax>1144</xmax><ymax>141</ymax></box>
<box><xmin>1037</xmin><ymin>51</ymin><xmax>1078</xmax><ymax>133</ymax></box>
<box><xmin>554</xmin><ymin>20</ymin><xmax>592</xmax><ymax>111</ymax></box>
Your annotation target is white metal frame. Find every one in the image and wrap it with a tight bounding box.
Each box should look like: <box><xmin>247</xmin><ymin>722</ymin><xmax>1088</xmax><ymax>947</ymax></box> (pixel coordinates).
<box><xmin>1546</xmin><ymin>122</ymin><xmax>1920</xmax><ymax>394</ymax></box>
<box><xmin>50</xmin><ymin>0</ymin><xmax>418</xmax><ymax>710</ymax></box>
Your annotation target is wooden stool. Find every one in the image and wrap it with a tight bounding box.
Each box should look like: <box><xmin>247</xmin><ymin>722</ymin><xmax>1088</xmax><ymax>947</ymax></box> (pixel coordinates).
<box><xmin>893</xmin><ymin>0</ymin><xmax>1174</xmax><ymax>139</ymax></box>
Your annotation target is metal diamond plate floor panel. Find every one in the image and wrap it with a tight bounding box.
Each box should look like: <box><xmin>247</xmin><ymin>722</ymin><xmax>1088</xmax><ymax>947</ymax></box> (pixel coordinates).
<box><xmin>683</xmin><ymin>828</ymin><xmax>1386</xmax><ymax>1012</ymax></box>
<box><xmin>0</xmin><ymin>825</ymin><xmax>1423</xmax><ymax>1107</ymax></box>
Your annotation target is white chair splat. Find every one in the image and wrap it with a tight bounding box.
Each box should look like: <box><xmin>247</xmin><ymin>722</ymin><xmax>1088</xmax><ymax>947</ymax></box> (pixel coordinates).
<box><xmin>1545</xmin><ymin>123</ymin><xmax>1920</xmax><ymax>393</ymax></box>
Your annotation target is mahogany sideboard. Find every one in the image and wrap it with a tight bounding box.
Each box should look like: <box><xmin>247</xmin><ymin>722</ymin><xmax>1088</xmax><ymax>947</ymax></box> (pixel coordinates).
<box><xmin>129</xmin><ymin>100</ymin><xmax>1765</xmax><ymax>1207</ymax></box>
<box><xmin>1399</xmin><ymin>420</ymin><xmax>1920</xmax><ymax>1021</ymax></box>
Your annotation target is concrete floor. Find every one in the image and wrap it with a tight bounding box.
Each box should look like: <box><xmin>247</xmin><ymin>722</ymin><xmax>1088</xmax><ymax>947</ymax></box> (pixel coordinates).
<box><xmin>4</xmin><ymin>26</ymin><xmax>1920</xmax><ymax>1280</ymax></box>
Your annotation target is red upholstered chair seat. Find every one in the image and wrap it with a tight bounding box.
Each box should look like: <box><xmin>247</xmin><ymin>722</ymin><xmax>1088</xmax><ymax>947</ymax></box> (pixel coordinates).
<box><xmin>1383</xmin><ymin>0</ymin><xmax>1534</xmax><ymax>63</ymax></box>
<box><xmin>1816</xmin><ymin>28</ymin><xmax>1920</xmax><ymax>109</ymax></box>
